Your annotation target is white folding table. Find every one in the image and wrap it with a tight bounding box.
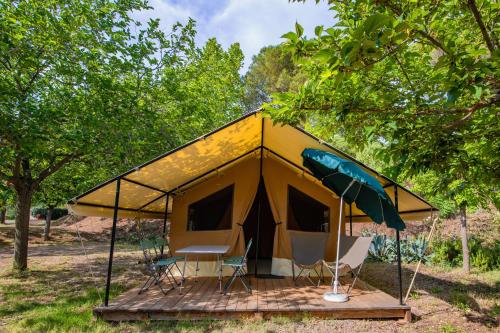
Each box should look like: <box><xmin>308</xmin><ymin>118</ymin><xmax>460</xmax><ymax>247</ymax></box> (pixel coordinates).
<box><xmin>176</xmin><ymin>245</ymin><xmax>230</xmax><ymax>293</ymax></box>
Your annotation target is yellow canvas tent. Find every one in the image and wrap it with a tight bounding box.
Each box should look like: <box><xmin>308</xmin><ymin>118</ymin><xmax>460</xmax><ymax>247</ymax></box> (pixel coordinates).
<box><xmin>69</xmin><ymin>111</ymin><xmax>435</xmax><ymax>278</ymax></box>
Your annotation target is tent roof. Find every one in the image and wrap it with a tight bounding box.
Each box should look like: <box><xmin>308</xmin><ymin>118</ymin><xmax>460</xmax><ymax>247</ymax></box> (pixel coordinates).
<box><xmin>68</xmin><ymin>111</ymin><xmax>436</xmax><ymax>220</ymax></box>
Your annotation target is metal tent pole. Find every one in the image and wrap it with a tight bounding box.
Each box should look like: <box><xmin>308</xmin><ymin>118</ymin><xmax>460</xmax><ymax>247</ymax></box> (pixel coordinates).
<box><xmin>160</xmin><ymin>192</ymin><xmax>170</xmax><ymax>255</ymax></box>
<box><xmin>394</xmin><ymin>184</ymin><xmax>403</xmax><ymax>305</ymax></box>
<box><xmin>254</xmin><ymin>117</ymin><xmax>265</xmax><ymax>277</ymax></box>
<box><xmin>349</xmin><ymin>203</ymin><xmax>353</xmax><ymax>236</ymax></box>
<box><xmin>104</xmin><ymin>178</ymin><xmax>121</xmax><ymax>306</ymax></box>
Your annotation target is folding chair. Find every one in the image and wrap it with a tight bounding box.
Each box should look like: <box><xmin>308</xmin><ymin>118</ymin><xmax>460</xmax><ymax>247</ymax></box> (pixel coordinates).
<box><xmin>138</xmin><ymin>239</ymin><xmax>181</xmax><ymax>295</ymax></box>
<box><xmin>222</xmin><ymin>238</ymin><xmax>252</xmax><ymax>295</ymax></box>
<box><xmin>154</xmin><ymin>237</ymin><xmax>184</xmax><ymax>277</ymax></box>
<box><xmin>323</xmin><ymin>235</ymin><xmax>373</xmax><ymax>294</ymax></box>
<box><xmin>290</xmin><ymin>231</ymin><xmax>329</xmax><ymax>287</ymax></box>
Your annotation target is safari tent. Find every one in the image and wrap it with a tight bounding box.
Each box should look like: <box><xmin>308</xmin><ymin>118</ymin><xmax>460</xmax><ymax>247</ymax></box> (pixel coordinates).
<box><xmin>69</xmin><ymin>111</ymin><xmax>435</xmax><ymax>311</ymax></box>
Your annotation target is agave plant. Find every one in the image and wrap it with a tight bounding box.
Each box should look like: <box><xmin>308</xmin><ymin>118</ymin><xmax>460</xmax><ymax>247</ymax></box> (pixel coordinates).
<box><xmin>368</xmin><ymin>234</ymin><xmax>397</xmax><ymax>262</ymax></box>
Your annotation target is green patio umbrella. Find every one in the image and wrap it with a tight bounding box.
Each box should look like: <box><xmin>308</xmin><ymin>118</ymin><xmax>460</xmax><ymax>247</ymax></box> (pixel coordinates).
<box><xmin>301</xmin><ymin>148</ymin><xmax>405</xmax><ymax>302</ymax></box>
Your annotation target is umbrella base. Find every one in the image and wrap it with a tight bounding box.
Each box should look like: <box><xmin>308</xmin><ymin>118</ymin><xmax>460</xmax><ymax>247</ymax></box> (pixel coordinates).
<box><xmin>323</xmin><ymin>292</ymin><xmax>349</xmax><ymax>303</ymax></box>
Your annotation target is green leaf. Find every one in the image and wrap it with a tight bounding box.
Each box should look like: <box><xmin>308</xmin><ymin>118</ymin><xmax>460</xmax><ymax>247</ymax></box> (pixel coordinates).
<box><xmin>363</xmin><ymin>13</ymin><xmax>391</xmax><ymax>33</ymax></box>
<box><xmin>473</xmin><ymin>85</ymin><xmax>482</xmax><ymax>99</ymax></box>
<box><xmin>295</xmin><ymin>22</ymin><xmax>304</xmax><ymax>38</ymax></box>
<box><xmin>281</xmin><ymin>31</ymin><xmax>298</xmax><ymax>42</ymax></box>
<box><xmin>314</xmin><ymin>25</ymin><xmax>323</xmax><ymax>37</ymax></box>
<box><xmin>446</xmin><ymin>87</ymin><xmax>460</xmax><ymax>104</ymax></box>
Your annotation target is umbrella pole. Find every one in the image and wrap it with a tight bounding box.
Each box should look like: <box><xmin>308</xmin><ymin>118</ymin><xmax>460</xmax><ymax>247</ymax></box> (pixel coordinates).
<box><xmin>324</xmin><ymin>180</ymin><xmax>356</xmax><ymax>303</ymax></box>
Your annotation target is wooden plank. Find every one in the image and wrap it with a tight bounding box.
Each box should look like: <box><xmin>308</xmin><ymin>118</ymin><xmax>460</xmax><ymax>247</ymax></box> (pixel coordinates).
<box><xmin>235</xmin><ymin>276</ymin><xmax>253</xmax><ymax>311</ymax></box>
<box><xmin>128</xmin><ymin>289</ymin><xmax>165</xmax><ymax>311</ymax></box>
<box><xmin>256</xmin><ymin>277</ymin><xmax>267</xmax><ymax>311</ymax></box>
<box><xmin>245</xmin><ymin>277</ymin><xmax>258</xmax><ymax>311</ymax></box>
<box><xmin>175</xmin><ymin>277</ymin><xmax>208</xmax><ymax>311</ymax></box>
<box><xmin>225</xmin><ymin>279</ymin><xmax>242</xmax><ymax>312</ymax></box>
<box><xmin>265</xmin><ymin>279</ymin><xmax>283</xmax><ymax>311</ymax></box>
<box><xmin>198</xmin><ymin>278</ymin><xmax>220</xmax><ymax>311</ymax></box>
<box><xmin>281</xmin><ymin>277</ymin><xmax>301</xmax><ymax>311</ymax></box>
<box><xmin>180</xmin><ymin>277</ymin><xmax>212</xmax><ymax>311</ymax></box>
<box><xmin>272</xmin><ymin>278</ymin><xmax>294</xmax><ymax>311</ymax></box>
<box><xmin>150</xmin><ymin>280</ymin><xmax>195</xmax><ymax>310</ymax></box>
<box><xmin>211</xmin><ymin>277</ymin><xmax>231</xmax><ymax>312</ymax></box>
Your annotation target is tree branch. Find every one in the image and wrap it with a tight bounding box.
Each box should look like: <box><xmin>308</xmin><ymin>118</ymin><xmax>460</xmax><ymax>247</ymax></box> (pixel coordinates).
<box><xmin>34</xmin><ymin>154</ymin><xmax>78</xmax><ymax>188</ymax></box>
<box><xmin>376</xmin><ymin>0</ymin><xmax>451</xmax><ymax>55</ymax></box>
<box><xmin>467</xmin><ymin>0</ymin><xmax>496</xmax><ymax>54</ymax></box>
<box><xmin>413</xmin><ymin>29</ymin><xmax>450</xmax><ymax>55</ymax></box>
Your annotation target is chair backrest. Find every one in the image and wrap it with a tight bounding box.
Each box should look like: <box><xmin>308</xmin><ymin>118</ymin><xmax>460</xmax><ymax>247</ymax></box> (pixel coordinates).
<box><xmin>290</xmin><ymin>231</ymin><xmax>328</xmax><ymax>266</ymax></box>
<box><xmin>241</xmin><ymin>238</ymin><xmax>253</xmax><ymax>263</ymax></box>
<box><xmin>338</xmin><ymin>235</ymin><xmax>373</xmax><ymax>269</ymax></box>
<box><xmin>139</xmin><ymin>239</ymin><xmax>157</xmax><ymax>264</ymax></box>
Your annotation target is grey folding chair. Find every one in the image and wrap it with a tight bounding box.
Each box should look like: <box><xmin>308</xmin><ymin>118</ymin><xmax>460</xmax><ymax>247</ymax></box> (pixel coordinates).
<box><xmin>323</xmin><ymin>235</ymin><xmax>373</xmax><ymax>293</ymax></box>
<box><xmin>222</xmin><ymin>238</ymin><xmax>252</xmax><ymax>294</ymax></box>
<box><xmin>290</xmin><ymin>231</ymin><xmax>329</xmax><ymax>287</ymax></box>
<box><xmin>138</xmin><ymin>239</ymin><xmax>181</xmax><ymax>295</ymax></box>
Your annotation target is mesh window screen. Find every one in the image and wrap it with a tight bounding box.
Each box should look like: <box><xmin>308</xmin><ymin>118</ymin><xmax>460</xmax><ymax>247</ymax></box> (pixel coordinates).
<box><xmin>187</xmin><ymin>185</ymin><xmax>234</xmax><ymax>231</ymax></box>
<box><xmin>287</xmin><ymin>185</ymin><xmax>329</xmax><ymax>232</ymax></box>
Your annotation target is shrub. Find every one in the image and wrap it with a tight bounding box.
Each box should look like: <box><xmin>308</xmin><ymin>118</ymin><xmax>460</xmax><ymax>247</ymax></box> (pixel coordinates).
<box><xmin>431</xmin><ymin>238</ymin><xmax>463</xmax><ymax>267</ymax></box>
<box><xmin>431</xmin><ymin>236</ymin><xmax>500</xmax><ymax>271</ymax></box>
<box><xmin>31</xmin><ymin>207</ymin><xmax>68</xmax><ymax>220</ymax></box>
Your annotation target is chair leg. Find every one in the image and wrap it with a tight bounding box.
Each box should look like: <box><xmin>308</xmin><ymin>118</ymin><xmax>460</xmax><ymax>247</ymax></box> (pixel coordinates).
<box><xmin>223</xmin><ymin>266</ymin><xmax>240</xmax><ymax>295</ymax></box>
<box><xmin>347</xmin><ymin>263</ymin><xmax>364</xmax><ymax>294</ymax></box>
<box><xmin>239</xmin><ymin>270</ymin><xmax>251</xmax><ymax>293</ymax></box>
<box><xmin>139</xmin><ymin>275</ymin><xmax>154</xmax><ymax>294</ymax></box>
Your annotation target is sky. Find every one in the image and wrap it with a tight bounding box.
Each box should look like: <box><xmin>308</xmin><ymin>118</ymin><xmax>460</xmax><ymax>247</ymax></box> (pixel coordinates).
<box><xmin>132</xmin><ymin>0</ymin><xmax>333</xmax><ymax>73</ymax></box>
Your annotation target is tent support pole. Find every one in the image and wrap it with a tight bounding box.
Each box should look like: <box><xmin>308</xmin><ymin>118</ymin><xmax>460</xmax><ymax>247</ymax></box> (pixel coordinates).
<box><xmin>254</xmin><ymin>117</ymin><xmax>265</xmax><ymax>277</ymax></box>
<box><xmin>160</xmin><ymin>192</ymin><xmax>170</xmax><ymax>255</ymax></box>
<box><xmin>105</xmin><ymin>178</ymin><xmax>121</xmax><ymax>307</ymax></box>
<box><xmin>394</xmin><ymin>184</ymin><xmax>403</xmax><ymax>305</ymax></box>
<box><xmin>349</xmin><ymin>203</ymin><xmax>353</xmax><ymax>236</ymax></box>
<box><xmin>404</xmin><ymin>208</ymin><xmax>437</xmax><ymax>303</ymax></box>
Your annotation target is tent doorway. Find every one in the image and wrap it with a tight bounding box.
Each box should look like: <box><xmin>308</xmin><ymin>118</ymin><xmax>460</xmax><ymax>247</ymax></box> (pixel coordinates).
<box><xmin>243</xmin><ymin>177</ymin><xmax>275</xmax><ymax>276</ymax></box>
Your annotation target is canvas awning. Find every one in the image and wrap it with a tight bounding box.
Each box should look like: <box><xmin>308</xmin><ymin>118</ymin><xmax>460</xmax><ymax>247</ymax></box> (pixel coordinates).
<box><xmin>68</xmin><ymin>111</ymin><xmax>436</xmax><ymax>221</ymax></box>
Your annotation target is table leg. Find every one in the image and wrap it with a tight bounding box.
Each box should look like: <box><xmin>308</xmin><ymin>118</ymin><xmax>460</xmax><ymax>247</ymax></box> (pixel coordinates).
<box><xmin>181</xmin><ymin>254</ymin><xmax>187</xmax><ymax>294</ymax></box>
<box><xmin>218</xmin><ymin>254</ymin><xmax>222</xmax><ymax>293</ymax></box>
<box><xmin>195</xmin><ymin>256</ymin><xmax>199</xmax><ymax>282</ymax></box>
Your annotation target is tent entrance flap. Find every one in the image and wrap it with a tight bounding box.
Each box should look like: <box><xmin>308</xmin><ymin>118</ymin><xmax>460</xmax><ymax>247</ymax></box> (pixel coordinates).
<box><xmin>243</xmin><ymin>177</ymin><xmax>275</xmax><ymax>273</ymax></box>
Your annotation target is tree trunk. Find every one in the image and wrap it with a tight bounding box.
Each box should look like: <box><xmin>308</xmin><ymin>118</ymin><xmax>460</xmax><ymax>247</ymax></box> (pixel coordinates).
<box><xmin>459</xmin><ymin>204</ymin><xmax>470</xmax><ymax>273</ymax></box>
<box><xmin>13</xmin><ymin>185</ymin><xmax>33</xmax><ymax>271</ymax></box>
<box><xmin>43</xmin><ymin>207</ymin><xmax>53</xmax><ymax>241</ymax></box>
<box><xmin>0</xmin><ymin>208</ymin><xmax>6</xmax><ymax>224</ymax></box>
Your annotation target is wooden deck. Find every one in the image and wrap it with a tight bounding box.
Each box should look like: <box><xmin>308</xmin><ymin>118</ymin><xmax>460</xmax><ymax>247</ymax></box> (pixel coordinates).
<box><xmin>95</xmin><ymin>277</ymin><xmax>411</xmax><ymax>321</ymax></box>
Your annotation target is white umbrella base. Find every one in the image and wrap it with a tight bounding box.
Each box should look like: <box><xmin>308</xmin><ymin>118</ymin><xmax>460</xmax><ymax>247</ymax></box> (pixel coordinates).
<box><xmin>323</xmin><ymin>292</ymin><xmax>349</xmax><ymax>303</ymax></box>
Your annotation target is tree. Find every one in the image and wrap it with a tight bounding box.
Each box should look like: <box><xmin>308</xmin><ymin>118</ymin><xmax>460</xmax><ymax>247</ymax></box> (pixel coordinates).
<box><xmin>268</xmin><ymin>0</ymin><xmax>499</xmax><ymax>272</ymax></box>
<box><xmin>157</xmin><ymin>38</ymin><xmax>246</xmax><ymax>143</ymax></box>
<box><xmin>0</xmin><ymin>182</ymin><xmax>14</xmax><ymax>224</ymax></box>
<box><xmin>33</xmin><ymin>165</ymin><xmax>80</xmax><ymax>241</ymax></box>
<box><xmin>243</xmin><ymin>45</ymin><xmax>305</xmax><ymax>111</ymax></box>
<box><xmin>0</xmin><ymin>0</ymin><xmax>195</xmax><ymax>270</ymax></box>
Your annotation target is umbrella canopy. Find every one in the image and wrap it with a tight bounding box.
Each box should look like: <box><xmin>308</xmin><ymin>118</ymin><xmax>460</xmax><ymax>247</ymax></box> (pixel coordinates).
<box><xmin>302</xmin><ymin>148</ymin><xmax>405</xmax><ymax>231</ymax></box>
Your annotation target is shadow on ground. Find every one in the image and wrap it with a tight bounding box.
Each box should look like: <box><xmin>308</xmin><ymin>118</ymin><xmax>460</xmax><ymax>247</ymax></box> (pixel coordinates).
<box><xmin>361</xmin><ymin>262</ymin><xmax>499</xmax><ymax>328</ymax></box>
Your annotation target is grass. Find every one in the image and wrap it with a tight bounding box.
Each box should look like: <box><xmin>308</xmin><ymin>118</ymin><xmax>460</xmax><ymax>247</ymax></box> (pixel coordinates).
<box><xmin>450</xmin><ymin>290</ymin><xmax>472</xmax><ymax>312</ymax></box>
<box><xmin>441</xmin><ymin>323</ymin><xmax>465</xmax><ymax>333</ymax></box>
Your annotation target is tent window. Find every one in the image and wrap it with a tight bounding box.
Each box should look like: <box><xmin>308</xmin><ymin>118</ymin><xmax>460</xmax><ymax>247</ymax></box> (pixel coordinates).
<box><xmin>287</xmin><ymin>185</ymin><xmax>330</xmax><ymax>232</ymax></box>
<box><xmin>187</xmin><ymin>185</ymin><xmax>233</xmax><ymax>231</ymax></box>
